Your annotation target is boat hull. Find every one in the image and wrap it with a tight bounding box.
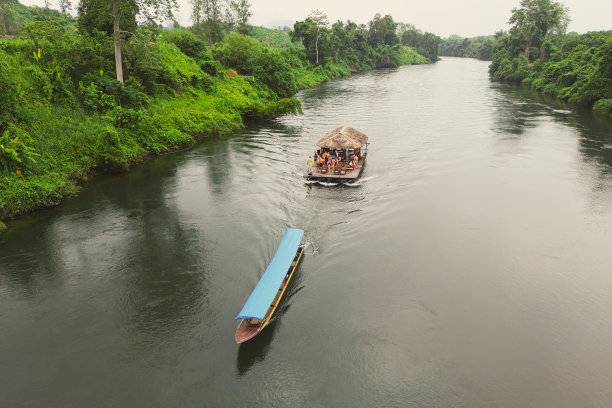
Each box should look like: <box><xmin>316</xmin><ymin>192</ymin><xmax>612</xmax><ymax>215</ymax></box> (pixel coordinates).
<box><xmin>235</xmin><ymin>319</ymin><xmax>263</xmax><ymax>343</ymax></box>
<box><xmin>305</xmin><ymin>155</ymin><xmax>366</xmax><ymax>183</ymax></box>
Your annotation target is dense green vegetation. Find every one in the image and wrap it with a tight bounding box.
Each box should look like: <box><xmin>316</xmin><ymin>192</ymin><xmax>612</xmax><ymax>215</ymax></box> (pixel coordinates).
<box><xmin>0</xmin><ymin>26</ymin><xmax>299</xmax><ymax>219</ymax></box>
<box><xmin>0</xmin><ymin>0</ymin><xmax>74</xmax><ymax>35</ymax></box>
<box><xmin>250</xmin><ymin>26</ymin><xmax>295</xmax><ymax>49</ymax></box>
<box><xmin>440</xmin><ymin>34</ymin><xmax>503</xmax><ymax>60</ymax></box>
<box><xmin>290</xmin><ymin>13</ymin><xmax>429</xmax><ymax>69</ymax></box>
<box><xmin>0</xmin><ymin>3</ymin><xmax>429</xmax><ymax>220</ymax></box>
<box><xmin>398</xmin><ymin>24</ymin><xmax>442</xmax><ymax>62</ymax></box>
<box><xmin>489</xmin><ymin>0</ymin><xmax>612</xmax><ymax>118</ymax></box>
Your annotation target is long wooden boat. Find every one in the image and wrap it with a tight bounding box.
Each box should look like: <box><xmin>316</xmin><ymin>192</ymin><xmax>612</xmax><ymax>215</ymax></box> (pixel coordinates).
<box><xmin>235</xmin><ymin>228</ymin><xmax>305</xmax><ymax>344</ymax></box>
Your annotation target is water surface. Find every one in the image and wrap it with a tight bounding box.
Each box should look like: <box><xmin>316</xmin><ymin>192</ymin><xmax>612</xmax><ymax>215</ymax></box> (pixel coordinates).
<box><xmin>2</xmin><ymin>58</ymin><xmax>612</xmax><ymax>407</ymax></box>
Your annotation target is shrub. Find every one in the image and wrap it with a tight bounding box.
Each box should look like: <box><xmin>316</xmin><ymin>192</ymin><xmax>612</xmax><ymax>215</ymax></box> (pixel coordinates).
<box><xmin>0</xmin><ymin>127</ymin><xmax>39</xmax><ymax>174</ymax></box>
<box><xmin>249</xmin><ymin>48</ymin><xmax>298</xmax><ymax>97</ymax></box>
<box><xmin>212</xmin><ymin>33</ymin><xmax>264</xmax><ymax>75</ymax></box>
<box><xmin>162</xmin><ymin>30</ymin><xmax>207</xmax><ymax>59</ymax></box>
<box><xmin>593</xmin><ymin>99</ymin><xmax>612</xmax><ymax>116</ymax></box>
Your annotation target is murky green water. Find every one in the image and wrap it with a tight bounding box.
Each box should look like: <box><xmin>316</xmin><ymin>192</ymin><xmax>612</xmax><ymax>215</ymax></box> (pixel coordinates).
<box><xmin>2</xmin><ymin>58</ymin><xmax>612</xmax><ymax>407</ymax></box>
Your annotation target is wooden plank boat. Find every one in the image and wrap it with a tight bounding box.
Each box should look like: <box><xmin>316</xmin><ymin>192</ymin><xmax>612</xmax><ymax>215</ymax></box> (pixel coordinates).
<box><xmin>304</xmin><ymin>126</ymin><xmax>369</xmax><ymax>183</ymax></box>
<box><xmin>305</xmin><ymin>154</ymin><xmax>367</xmax><ymax>183</ymax></box>
<box><xmin>235</xmin><ymin>228</ymin><xmax>305</xmax><ymax>344</ymax></box>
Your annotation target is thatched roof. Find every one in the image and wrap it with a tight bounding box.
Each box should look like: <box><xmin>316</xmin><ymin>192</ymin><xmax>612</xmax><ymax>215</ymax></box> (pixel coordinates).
<box><xmin>316</xmin><ymin>126</ymin><xmax>369</xmax><ymax>149</ymax></box>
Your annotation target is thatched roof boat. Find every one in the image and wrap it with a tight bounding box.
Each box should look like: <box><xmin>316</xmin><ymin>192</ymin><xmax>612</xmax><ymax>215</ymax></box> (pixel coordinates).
<box><xmin>316</xmin><ymin>126</ymin><xmax>369</xmax><ymax>150</ymax></box>
<box><xmin>305</xmin><ymin>126</ymin><xmax>369</xmax><ymax>183</ymax></box>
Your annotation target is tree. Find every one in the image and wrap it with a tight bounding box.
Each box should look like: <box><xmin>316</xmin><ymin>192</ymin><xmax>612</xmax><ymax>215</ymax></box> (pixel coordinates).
<box><xmin>78</xmin><ymin>0</ymin><xmax>138</xmax><ymax>37</ymax></box>
<box><xmin>508</xmin><ymin>0</ymin><xmax>570</xmax><ymax>60</ymax></box>
<box><xmin>307</xmin><ymin>9</ymin><xmax>328</xmax><ymax>64</ymax></box>
<box><xmin>229</xmin><ymin>0</ymin><xmax>252</xmax><ymax>35</ymax></box>
<box><xmin>290</xmin><ymin>12</ymin><xmax>330</xmax><ymax>65</ymax></box>
<box><xmin>0</xmin><ymin>2</ymin><xmax>20</xmax><ymax>35</ymax></box>
<box><xmin>192</xmin><ymin>0</ymin><xmax>225</xmax><ymax>44</ymax></box>
<box><xmin>115</xmin><ymin>0</ymin><xmax>176</xmax><ymax>83</ymax></box>
<box><xmin>78</xmin><ymin>0</ymin><xmax>175</xmax><ymax>83</ymax></box>
<box><xmin>368</xmin><ymin>14</ymin><xmax>399</xmax><ymax>47</ymax></box>
<box><xmin>59</xmin><ymin>0</ymin><xmax>72</xmax><ymax>14</ymax></box>
<box><xmin>401</xmin><ymin>29</ymin><xmax>441</xmax><ymax>61</ymax></box>
<box><xmin>396</xmin><ymin>22</ymin><xmax>416</xmax><ymax>39</ymax></box>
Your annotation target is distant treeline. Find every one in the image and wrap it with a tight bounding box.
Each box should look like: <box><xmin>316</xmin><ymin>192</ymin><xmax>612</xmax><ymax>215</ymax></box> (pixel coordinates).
<box><xmin>440</xmin><ymin>34</ymin><xmax>504</xmax><ymax>60</ymax></box>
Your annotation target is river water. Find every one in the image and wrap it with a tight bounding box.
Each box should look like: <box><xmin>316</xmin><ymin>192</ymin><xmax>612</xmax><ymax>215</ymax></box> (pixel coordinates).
<box><xmin>1</xmin><ymin>58</ymin><xmax>612</xmax><ymax>407</ymax></box>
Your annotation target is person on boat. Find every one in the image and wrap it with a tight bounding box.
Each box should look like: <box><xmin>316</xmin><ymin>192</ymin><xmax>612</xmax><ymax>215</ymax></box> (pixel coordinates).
<box><xmin>353</xmin><ymin>153</ymin><xmax>358</xmax><ymax>167</ymax></box>
<box><xmin>307</xmin><ymin>156</ymin><xmax>313</xmax><ymax>173</ymax></box>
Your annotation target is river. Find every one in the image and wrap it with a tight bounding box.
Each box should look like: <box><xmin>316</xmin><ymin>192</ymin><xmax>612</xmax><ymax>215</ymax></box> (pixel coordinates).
<box><xmin>1</xmin><ymin>57</ymin><xmax>612</xmax><ymax>407</ymax></box>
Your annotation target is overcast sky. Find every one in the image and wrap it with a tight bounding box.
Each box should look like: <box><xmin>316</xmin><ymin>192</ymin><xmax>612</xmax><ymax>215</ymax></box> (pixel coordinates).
<box><xmin>19</xmin><ymin>0</ymin><xmax>612</xmax><ymax>37</ymax></box>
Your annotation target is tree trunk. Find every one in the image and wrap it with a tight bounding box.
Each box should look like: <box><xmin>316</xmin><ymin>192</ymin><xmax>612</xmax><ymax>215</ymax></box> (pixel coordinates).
<box><xmin>315</xmin><ymin>32</ymin><xmax>319</xmax><ymax>64</ymax></box>
<box><xmin>112</xmin><ymin>0</ymin><xmax>124</xmax><ymax>83</ymax></box>
<box><xmin>523</xmin><ymin>40</ymin><xmax>532</xmax><ymax>60</ymax></box>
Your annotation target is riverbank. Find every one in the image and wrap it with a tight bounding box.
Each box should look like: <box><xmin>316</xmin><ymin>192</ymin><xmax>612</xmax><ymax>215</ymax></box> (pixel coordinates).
<box><xmin>0</xmin><ymin>39</ymin><xmax>300</xmax><ymax>221</ymax></box>
<box><xmin>0</xmin><ymin>17</ymin><xmax>428</xmax><ymax>222</ymax></box>
<box><xmin>489</xmin><ymin>30</ymin><xmax>612</xmax><ymax>119</ymax></box>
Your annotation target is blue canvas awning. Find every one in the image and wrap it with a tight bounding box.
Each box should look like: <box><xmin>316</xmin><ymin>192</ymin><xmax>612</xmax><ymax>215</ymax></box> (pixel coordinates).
<box><xmin>235</xmin><ymin>228</ymin><xmax>304</xmax><ymax>320</ymax></box>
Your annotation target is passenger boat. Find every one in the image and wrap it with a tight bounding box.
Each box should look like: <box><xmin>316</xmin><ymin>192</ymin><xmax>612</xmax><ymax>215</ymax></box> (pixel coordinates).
<box><xmin>305</xmin><ymin>126</ymin><xmax>369</xmax><ymax>183</ymax></box>
<box><xmin>235</xmin><ymin>228</ymin><xmax>305</xmax><ymax>344</ymax></box>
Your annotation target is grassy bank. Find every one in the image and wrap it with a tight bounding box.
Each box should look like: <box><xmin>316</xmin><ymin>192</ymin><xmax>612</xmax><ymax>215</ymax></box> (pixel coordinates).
<box><xmin>0</xmin><ymin>35</ymin><xmax>300</xmax><ymax>220</ymax></box>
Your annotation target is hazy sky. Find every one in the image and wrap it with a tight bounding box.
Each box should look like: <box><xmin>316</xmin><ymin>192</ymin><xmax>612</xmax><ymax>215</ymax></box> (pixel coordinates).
<box><xmin>19</xmin><ymin>0</ymin><xmax>612</xmax><ymax>37</ymax></box>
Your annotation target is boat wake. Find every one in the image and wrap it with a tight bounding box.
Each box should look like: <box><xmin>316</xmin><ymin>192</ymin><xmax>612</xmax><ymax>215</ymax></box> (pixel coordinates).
<box><xmin>303</xmin><ymin>241</ymin><xmax>318</xmax><ymax>255</ymax></box>
<box><xmin>344</xmin><ymin>175</ymin><xmax>376</xmax><ymax>187</ymax></box>
<box><xmin>304</xmin><ymin>180</ymin><xmax>340</xmax><ymax>187</ymax></box>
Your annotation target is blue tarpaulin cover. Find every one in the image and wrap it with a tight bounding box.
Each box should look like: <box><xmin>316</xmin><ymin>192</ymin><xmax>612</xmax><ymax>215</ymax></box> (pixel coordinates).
<box><xmin>235</xmin><ymin>228</ymin><xmax>304</xmax><ymax>320</ymax></box>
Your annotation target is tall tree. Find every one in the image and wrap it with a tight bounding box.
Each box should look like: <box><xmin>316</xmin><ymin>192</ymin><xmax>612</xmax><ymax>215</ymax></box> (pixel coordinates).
<box><xmin>368</xmin><ymin>14</ymin><xmax>399</xmax><ymax>47</ymax></box>
<box><xmin>229</xmin><ymin>0</ymin><xmax>251</xmax><ymax>35</ymax></box>
<box><xmin>59</xmin><ymin>0</ymin><xmax>72</xmax><ymax>14</ymax></box>
<box><xmin>308</xmin><ymin>9</ymin><xmax>328</xmax><ymax>64</ymax></box>
<box><xmin>508</xmin><ymin>0</ymin><xmax>570</xmax><ymax>60</ymax></box>
<box><xmin>116</xmin><ymin>0</ymin><xmax>176</xmax><ymax>83</ymax></box>
<box><xmin>0</xmin><ymin>2</ymin><xmax>20</xmax><ymax>35</ymax></box>
<box><xmin>78</xmin><ymin>0</ymin><xmax>175</xmax><ymax>83</ymax></box>
<box><xmin>291</xmin><ymin>12</ymin><xmax>330</xmax><ymax>65</ymax></box>
<box><xmin>78</xmin><ymin>0</ymin><xmax>138</xmax><ymax>36</ymax></box>
<box><xmin>192</xmin><ymin>0</ymin><xmax>225</xmax><ymax>44</ymax></box>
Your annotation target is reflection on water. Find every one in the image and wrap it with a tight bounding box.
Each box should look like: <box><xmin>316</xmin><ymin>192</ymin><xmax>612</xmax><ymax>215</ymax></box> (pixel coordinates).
<box><xmin>236</xmin><ymin>320</ymin><xmax>277</xmax><ymax>376</ymax></box>
<box><xmin>2</xmin><ymin>58</ymin><xmax>612</xmax><ymax>408</ymax></box>
<box><xmin>491</xmin><ymin>79</ymin><xmax>612</xmax><ymax>217</ymax></box>
<box><xmin>236</xmin><ymin>263</ymin><xmax>304</xmax><ymax>376</ymax></box>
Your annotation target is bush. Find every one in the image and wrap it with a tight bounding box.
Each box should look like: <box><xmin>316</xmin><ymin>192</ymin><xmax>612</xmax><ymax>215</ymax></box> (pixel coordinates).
<box><xmin>249</xmin><ymin>48</ymin><xmax>298</xmax><ymax>97</ymax></box>
<box><xmin>162</xmin><ymin>30</ymin><xmax>207</xmax><ymax>59</ymax></box>
<box><xmin>212</xmin><ymin>33</ymin><xmax>264</xmax><ymax>75</ymax></box>
<box><xmin>593</xmin><ymin>99</ymin><xmax>612</xmax><ymax>116</ymax></box>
